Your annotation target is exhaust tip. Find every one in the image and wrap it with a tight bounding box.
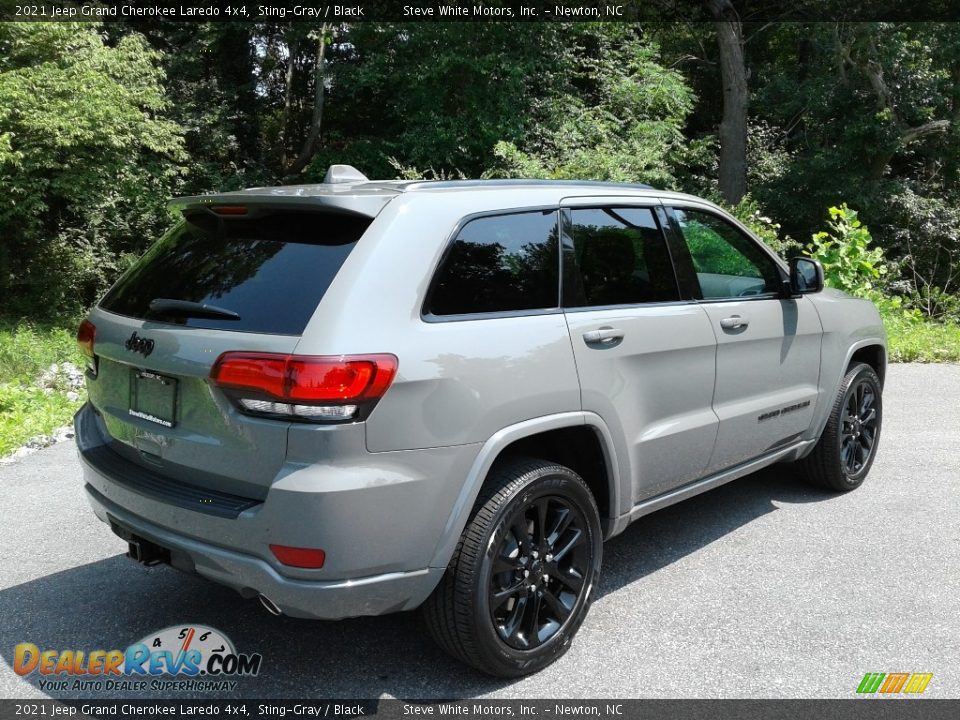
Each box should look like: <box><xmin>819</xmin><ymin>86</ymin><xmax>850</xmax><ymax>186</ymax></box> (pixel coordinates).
<box><xmin>258</xmin><ymin>594</ymin><xmax>283</xmax><ymax>616</ymax></box>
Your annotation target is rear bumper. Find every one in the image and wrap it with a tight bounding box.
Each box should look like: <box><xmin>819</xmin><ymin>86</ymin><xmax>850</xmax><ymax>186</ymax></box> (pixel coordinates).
<box><xmin>84</xmin><ymin>483</ymin><xmax>442</xmax><ymax>619</ymax></box>
<box><xmin>75</xmin><ymin>402</ymin><xmax>478</xmax><ymax>619</ymax></box>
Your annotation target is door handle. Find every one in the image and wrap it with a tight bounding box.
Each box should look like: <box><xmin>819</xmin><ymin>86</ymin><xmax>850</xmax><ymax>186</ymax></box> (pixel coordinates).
<box><xmin>719</xmin><ymin>315</ymin><xmax>749</xmax><ymax>330</ymax></box>
<box><xmin>583</xmin><ymin>327</ymin><xmax>624</xmax><ymax>345</ymax></box>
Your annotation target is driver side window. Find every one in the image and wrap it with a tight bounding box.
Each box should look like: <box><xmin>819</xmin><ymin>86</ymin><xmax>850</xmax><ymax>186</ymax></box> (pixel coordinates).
<box><xmin>673</xmin><ymin>208</ymin><xmax>781</xmax><ymax>299</ymax></box>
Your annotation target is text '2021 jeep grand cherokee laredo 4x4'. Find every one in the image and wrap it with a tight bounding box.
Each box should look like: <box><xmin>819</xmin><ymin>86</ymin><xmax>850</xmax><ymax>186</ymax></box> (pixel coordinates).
<box><xmin>75</xmin><ymin>166</ymin><xmax>886</xmax><ymax>677</ymax></box>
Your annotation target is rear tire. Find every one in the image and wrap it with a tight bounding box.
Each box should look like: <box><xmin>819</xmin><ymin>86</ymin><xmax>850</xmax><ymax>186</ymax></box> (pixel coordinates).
<box><xmin>422</xmin><ymin>457</ymin><xmax>602</xmax><ymax>677</ymax></box>
<box><xmin>798</xmin><ymin>362</ymin><xmax>883</xmax><ymax>491</ymax></box>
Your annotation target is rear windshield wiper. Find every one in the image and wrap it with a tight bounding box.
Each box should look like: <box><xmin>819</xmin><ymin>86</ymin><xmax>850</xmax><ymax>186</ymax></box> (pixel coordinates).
<box><xmin>148</xmin><ymin>298</ymin><xmax>241</xmax><ymax>320</ymax></box>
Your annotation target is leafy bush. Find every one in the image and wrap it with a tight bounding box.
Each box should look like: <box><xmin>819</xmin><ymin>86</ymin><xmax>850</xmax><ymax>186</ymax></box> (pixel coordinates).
<box><xmin>807</xmin><ymin>204</ymin><xmax>909</xmax><ymax>317</ymax></box>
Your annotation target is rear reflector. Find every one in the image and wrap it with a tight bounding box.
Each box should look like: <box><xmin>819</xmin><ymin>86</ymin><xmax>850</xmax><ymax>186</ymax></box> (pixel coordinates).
<box><xmin>76</xmin><ymin>319</ymin><xmax>96</xmax><ymax>358</ymax></box>
<box><xmin>210</xmin><ymin>352</ymin><xmax>398</xmax><ymax>422</ymax></box>
<box><xmin>269</xmin><ymin>544</ymin><xmax>326</xmax><ymax>569</ymax></box>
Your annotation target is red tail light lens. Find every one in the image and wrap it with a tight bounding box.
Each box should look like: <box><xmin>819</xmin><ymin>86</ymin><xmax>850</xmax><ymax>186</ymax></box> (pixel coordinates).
<box><xmin>76</xmin><ymin>319</ymin><xmax>96</xmax><ymax>358</ymax></box>
<box><xmin>269</xmin><ymin>544</ymin><xmax>326</xmax><ymax>569</ymax></box>
<box><xmin>210</xmin><ymin>352</ymin><xmax>398</xmax><ymax>416</ymax></box>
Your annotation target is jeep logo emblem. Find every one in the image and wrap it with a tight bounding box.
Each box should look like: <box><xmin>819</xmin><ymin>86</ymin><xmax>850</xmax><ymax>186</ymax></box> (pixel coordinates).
<box><xmin>125</xmin><ymin>332</ymin><xmax>155</xmax><ymax>357</ymax></box>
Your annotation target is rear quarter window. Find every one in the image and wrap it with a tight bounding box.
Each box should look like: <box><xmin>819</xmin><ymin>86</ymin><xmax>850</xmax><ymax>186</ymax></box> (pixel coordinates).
<box><xmin>425</xmin><ymin>209</ymin><xmax>560</xmax><ymax>317</ymax></box>
<box><xmin>99</xmin><ymin>210</ymin><xmax>370</xmax><ymax>335</ymax></box>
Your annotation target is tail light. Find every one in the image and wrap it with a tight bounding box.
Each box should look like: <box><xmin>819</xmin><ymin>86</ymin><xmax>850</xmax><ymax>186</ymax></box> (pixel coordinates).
<box><xmin>77</xmin><ymin>319</ymin><xmax>97</xmax><ymax>375</ymax></box>
<box><xmin>210</xmin><ymin>352</ymin><xmax>398</xmax><ymax>423</ymax></box>
<box><xmin>76</xmin><ymin>319</ymin><xmax>96</xmax><ymax>357</ymax></box>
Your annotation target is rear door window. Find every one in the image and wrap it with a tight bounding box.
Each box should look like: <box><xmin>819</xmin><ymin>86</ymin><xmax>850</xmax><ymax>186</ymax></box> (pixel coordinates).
<box><xmin>99</xmin><ymin>210</ymin><xmax>370</xmax><ymax>335</ymax></box>
<box><xmin>564</xmin><ymin>207</ymin><xmax>680</xmax><ymax>307</ymax></box>
<box><xmin>425</xmin><ymin>209</ymin><xmax>560</xmax><ymax>317</ymax></box>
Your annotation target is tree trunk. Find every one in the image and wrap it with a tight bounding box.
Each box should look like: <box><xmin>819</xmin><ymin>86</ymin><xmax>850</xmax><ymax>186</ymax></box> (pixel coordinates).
<box><xmin>280</xmin><ymin>30</ymin><xmax>298</xmax><ymax>171</ymax></box>
<box><xmin>285</xmin><ymin>25</ymin><xmax>329</xmax><ymax>178</ymax></box>
<box><xmin>705</xmin><ymin>0</ymin><xmax>748</xmax><ymax>205</ymax></box>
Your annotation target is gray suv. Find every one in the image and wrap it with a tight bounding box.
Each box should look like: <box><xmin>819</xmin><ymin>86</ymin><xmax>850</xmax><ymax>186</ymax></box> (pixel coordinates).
<box><xmin>75</xmin><ymin>167</ymin><xmax>886</xmax><ymax>676</ymax></box>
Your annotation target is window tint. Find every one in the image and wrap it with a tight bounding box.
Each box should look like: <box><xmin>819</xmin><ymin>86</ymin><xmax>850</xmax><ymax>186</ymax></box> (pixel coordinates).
<box><xmin>673</xmin><ymin>208</ymin><xmax>781</xmax><ymax>299</ymax></box>
<box><xmin>100</xmin><ymin>210</ymin><xmax>369</xmax><ymax>335</ymax></box>
<box><xmin>426</xmin><ymin>210</ymin><xmax>559</xmax><ymax>316</ymax></box>
<box><xmin>565</xmin><ymin>207</ymin><xmax>679</xmax><ymax>307</ymax></box>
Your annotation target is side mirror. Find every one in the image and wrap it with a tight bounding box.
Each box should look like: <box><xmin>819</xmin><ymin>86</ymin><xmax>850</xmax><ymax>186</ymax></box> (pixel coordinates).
<box><xmin>788</xmin><ymin>257</ymin><xmax>824</xmax><ymax>295</ymax></box>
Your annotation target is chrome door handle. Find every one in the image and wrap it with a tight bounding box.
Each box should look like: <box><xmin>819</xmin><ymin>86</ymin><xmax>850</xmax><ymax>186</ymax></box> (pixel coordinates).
<box><xmin>719</xmin><ymin>315</ymin><xmax>748</xmax><ymax>330</ymax></box>
<box><xmin>583</xmin><ymin>327</ymin><xmax>624</xmax><ymax>345</ymax></box>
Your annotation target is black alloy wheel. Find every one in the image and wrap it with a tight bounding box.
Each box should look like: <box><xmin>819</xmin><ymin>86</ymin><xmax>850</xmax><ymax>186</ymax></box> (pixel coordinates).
<box><xmin>422</xmin><ymin>458</ymin><xmax>602</xmax><ymax>677</ymax></box>
<box><xmin>799</xmin><ymin>362</ymin><xmax>883</xmax><ymax>491</ymax></box>
<box><xmin>839</xmin><ymin>377</ymin><xmax>880</xmax><ymax>476</ymax></box>
<box><xmin>489</xmin><ymin>495</ymin><xmax>592</xmax><ymax>650</ymax></box>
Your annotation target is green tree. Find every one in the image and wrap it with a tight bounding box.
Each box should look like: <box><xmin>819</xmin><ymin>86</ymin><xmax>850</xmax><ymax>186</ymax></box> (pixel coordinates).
<box><xmin>0</xmin><ymin>23</ymin><xmax>184</xmax><ymax>316</ymax></box>
<box><xmin>488</xmin><ymin>25</ymin><xmax>700</xmax><ymax>187</ymax></box>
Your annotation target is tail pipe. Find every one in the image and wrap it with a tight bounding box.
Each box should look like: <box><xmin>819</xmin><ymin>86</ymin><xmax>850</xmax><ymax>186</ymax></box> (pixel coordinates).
<box><xmin>258</xmin><ymin>594</ymin><xmax>283</xmax><ymax>616</ymax></box>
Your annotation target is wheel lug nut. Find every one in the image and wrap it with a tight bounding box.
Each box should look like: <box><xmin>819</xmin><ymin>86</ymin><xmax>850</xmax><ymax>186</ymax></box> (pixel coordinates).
<box><xmin>523</xmin><ymin>570</ymin><xmax>530</xmax><ymax>578</ymax></box>
<box><xmin>531</xmin><ymin>550</ymin><xmax>539</xmax><ymax>559</ymax></box>
<box><xmin>545</xmin><ymin>553</ymin><xmax>553</xmax><ymax>562</ymax></box>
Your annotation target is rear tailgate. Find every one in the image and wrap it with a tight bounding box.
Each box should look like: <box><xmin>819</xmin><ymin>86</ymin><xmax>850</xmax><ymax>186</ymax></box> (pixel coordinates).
<box><xmin>83</xmin><ymin>309</ymin><xmax>296</xmax><ymax>501</ymax></box>
<box><xmin>80</xmin><ymin>204</ymin><xmax>378</xmax><ymax>500</ymax></box>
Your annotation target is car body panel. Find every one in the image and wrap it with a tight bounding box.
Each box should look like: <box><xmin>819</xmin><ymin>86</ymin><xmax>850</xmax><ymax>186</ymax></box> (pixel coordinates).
<box><xmin>564</xmin><ymin>304</ymin><xmax>720</xmax><ymax>502</ymax></box>
<box><xmin>699</xmin><ymin>296</ymin><xmax>823</xmax><ymax>472</ymax></box>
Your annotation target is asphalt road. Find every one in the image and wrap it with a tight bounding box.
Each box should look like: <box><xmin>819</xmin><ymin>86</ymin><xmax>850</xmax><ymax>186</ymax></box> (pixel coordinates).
<box><xmin>1</xmin><ymin>363</ymin><xmax>958</xmax><ymax>700</ymax></box>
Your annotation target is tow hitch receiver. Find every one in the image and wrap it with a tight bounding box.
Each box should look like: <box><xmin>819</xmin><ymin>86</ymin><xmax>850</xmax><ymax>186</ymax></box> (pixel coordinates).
<box><xmin>110</xmin><ymin>518</ymin><xmax>170</xmax><ymax>566</ymax></box>
<box><xmin>127</xmin><ymin>537</ymin><xmax>169</xmax><ymax>566</ymax></box>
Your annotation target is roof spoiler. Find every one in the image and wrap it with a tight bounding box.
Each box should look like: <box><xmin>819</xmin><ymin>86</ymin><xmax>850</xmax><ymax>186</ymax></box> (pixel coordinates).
<box><xmin>323</xmin><ymin>164</ymin><xmax>369</xmax><ymax>184</ymax></box>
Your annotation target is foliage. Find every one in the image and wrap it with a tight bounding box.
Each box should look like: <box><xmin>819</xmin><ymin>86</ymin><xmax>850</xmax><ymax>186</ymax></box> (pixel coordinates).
<box><xmin>487</xmin><ymin>26</ymin><xmax>701</xmax><ymax>187</ymax></box>
<box><xmin>883</xmin><ymin>314</ymin><xmax>960</xmax><ymax>363</ymax></box>
<box><xmin>728</xmin><ymin>195</ymin><xmax>803</xmax><ymax>259</ymax></box>
<box><xmin>886</xmin><ymin>188</ymin><xmax>960</xmax><ymax>322</ymax></box>
<box><xmin>807</xmin><ymin>204</ymin><xmax>907</xmax><ymax>316</ymax></box>
<box><xmin>308</xmin><ymin>23</ymin><xmax>573</xmax><ymax>181</ymax></box>
<box><xmin>0</xmin><ymin>19</ymin><xmax>958</xmax><ymax>367</ymax></box>
<box><xmin>0</xmin><ymin>23</ymin><xmax>184</xmax><ymax>317</ymax></box>
<box><xmin>0</xmin><ymin>323</ymin><xmax>86</xmax><ymax>457</ymax></box>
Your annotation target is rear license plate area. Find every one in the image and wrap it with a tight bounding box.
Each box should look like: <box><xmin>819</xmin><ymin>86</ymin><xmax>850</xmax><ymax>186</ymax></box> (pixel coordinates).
<box><xmin>129</xmin><ymin>369</ymin><xmax>177</xmax><ymax>428</ymax></box>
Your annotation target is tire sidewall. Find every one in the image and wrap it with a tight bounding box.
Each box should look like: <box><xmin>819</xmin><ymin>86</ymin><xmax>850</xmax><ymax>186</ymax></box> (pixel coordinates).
<box><xmin>836</xmin><ymin>364</ymin><xmax>883</xmax><ymax>487</ymax></box>
<box><xmin>471</xmin><ymin>467</ymin><xmax>602</xmax><ymax>676</ymax></box>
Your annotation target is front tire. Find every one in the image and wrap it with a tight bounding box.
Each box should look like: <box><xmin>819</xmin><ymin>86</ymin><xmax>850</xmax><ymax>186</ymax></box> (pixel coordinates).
<box><xmin>799</xmin><ymin>362</ymin><xmax>883</xmax><ymax>491</ymax></box>
<box><xmin>422</xmin><ymin>457</ymin><xmax>602</xmax><ymax>677</ymax></box>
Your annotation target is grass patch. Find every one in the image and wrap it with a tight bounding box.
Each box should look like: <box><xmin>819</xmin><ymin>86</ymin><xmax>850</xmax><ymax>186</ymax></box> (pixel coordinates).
<box><xmin>0</xmin><ymin>322</ymin><xmax>86</xmax><ymax>457</ymax></box>
<box><xmin>883</xmin><ymin>314</ymin><xmax>960</xmax><ymax>363</ymax></box>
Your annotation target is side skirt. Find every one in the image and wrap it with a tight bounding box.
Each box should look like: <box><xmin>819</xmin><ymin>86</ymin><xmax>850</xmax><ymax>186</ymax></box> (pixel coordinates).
<box><xmin>609</xmin><ymin>439</ymin><xmax>815</xmax><ymax>536</ymax></box>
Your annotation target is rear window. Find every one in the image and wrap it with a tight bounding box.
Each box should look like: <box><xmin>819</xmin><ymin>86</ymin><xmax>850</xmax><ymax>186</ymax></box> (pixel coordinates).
<box><xmin>99</xmin><ymin>209</ymin><xmax>370</xmax><ymax>335</ymax></box>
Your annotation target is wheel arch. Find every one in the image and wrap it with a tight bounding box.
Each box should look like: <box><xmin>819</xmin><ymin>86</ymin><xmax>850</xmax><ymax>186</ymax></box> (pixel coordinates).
<box><xmin>848</xmin><ymin>343</ymin><xmax>887</xmax><ymax>387</ymax></box>
<box><xmin>806</xmin><ymin>338</ymin><xmax>887</xmax><ymax>450</ymax></box>
<box><xmin>428</xmin><ymin>412</ymin><xmax>622</xmax><ymax>570</ymax></box>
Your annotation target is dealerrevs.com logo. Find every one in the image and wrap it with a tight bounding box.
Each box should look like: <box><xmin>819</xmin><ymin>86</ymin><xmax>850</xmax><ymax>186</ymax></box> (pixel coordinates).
<box><xmin>14</xmin><ymin>625</ymin><xmax>262</xmax><ymax>693</ymax></box>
